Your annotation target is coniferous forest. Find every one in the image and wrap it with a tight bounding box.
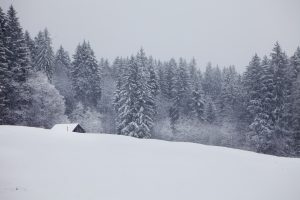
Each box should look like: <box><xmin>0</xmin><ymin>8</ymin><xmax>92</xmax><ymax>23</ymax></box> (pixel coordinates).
<box><xmin>0</xmin><ymin>5</ymin><xmax>300</xmax><ymax>157</ymax></box>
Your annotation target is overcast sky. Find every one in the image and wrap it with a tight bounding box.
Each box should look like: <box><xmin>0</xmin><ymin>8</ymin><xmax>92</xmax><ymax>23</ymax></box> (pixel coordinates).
<box><xmin>1</xmin><ymin>0</ymin><xmax>300</xmax><ymax>71</ymax></box>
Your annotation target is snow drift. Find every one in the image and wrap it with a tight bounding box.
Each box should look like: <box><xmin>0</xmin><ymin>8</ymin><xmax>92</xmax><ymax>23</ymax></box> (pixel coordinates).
<box><xmin>0</xmin><ymin>125</ymin><xmax>299</xmax><ymax>200</ymax></box>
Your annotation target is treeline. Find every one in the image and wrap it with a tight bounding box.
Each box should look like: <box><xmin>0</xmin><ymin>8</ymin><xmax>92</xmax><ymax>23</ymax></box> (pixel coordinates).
<box><xmin>0</xmin><ymin>6</ymin><xmax>299</xmax><ymax>157</ymax></box>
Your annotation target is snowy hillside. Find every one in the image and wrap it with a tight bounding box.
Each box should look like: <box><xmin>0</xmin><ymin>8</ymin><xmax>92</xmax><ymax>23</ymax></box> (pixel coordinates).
<box><xmin>0</xmin><ymin>126</ymin><xmax>299</xmax><ymax>200</ymax></box>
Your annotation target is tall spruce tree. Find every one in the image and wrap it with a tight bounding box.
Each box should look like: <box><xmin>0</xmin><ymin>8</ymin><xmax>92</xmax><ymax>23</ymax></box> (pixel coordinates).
<box><xmin>244</xmin><ymin>54</ymin><xmax>263</xmax><ymax>122</ymax></box>
<box><xmin>33</xmin><ymin>29</ymin><xmax>55</xmax><ymax>81</ymax></box>
<box><xmin>175</xmin><ymin>58</ymin><xmax>191</xmax><ymax>114</ymax></box>
<box><xmin>188</xmin><ymin>58</ymin><xmax>201</xmax><ymax>90</ymax></box>
<box><xmin>270</xmin><ymin>42</ymin><xmax>290</xmax><ymax>155</ymax></box>
<box><xmin>244</xmin><ymin>54</ymin><xmax>273</xmax><ymax>152</ymax></box>
<box><xmin>169</xmin><ymin>99</ymin><xmax>179</xmax><ymax>134</ymax></box>
<box><xmin>203</xmin><ymin>62</ymin><xmax>213</xmax><ymax>95</ymax></box>
<box><xmin>135</xmin><ymin>49</ymin><xmax>155</xmax><ymax>137</ymax></box>
<box><xmin>203</xmin><ymin>63</ymin><xmax>222</xmax><ymax>100</ymax></box>
<box><xmin>5</xmin><ymin>5</ymin><xmax>31</xmax><ymax>124</ymax></box>
<box><xmin>157</xmin><ymin>65</ymin><xmax>166</xmax><ymax>95</ymax></box>
<box><xmin>168</xmin><ymin>58</ymin><xmax>191</xmax><ymax>133</ymax></box>
<box><xmin>289</xmin><ymin>47</ymin><xmax>300</xmax><ymax>155</ymax></box>
<box><xmin>292</xmin><ymin>75</ymin><xmax>300</xmax><ymax>156</ymax></box>
<box><xmin>271</xmin><ymin>43</ymin><xmax>288</xmax><ymax>121</ymax></box>
<box><xmin>165</xmin><ymin>58</ymin><xmax>177</xmax><ymax>99</ymax></box>
<box><xmin>24</xmin><ymin>30</ymin><xmax>35</xmax><ymax>62</ymax></box>
<box><xmin>113</xmin><ymin>65</ymin><xmax>124</xmax><ymax>134</ymax></box>
<box><xmin>190</xmin><ymin>87</ymin><xmax>205</xmax><ymax>121</ymax></box>
<box><xmin>250</xmin><ymin>56</ymin><xmax>275</xmax><ymax>153</ymax></box>
<box><xmin>206</xmin><ymin>101</ymin><xmax>217</xmax><ymax>124</ymax></box>
<box><xmin>53</xmin><ymin>46</ymin><xmax>74</xmax><ymax>114</ymax></box>
<box><xmin>188</xmin><ymin>59</ymin><xmax>205</xmax><ymax>121</ymax></box>
<box><xmin>98</xmin><ymin>58</ymin><xmax>117</xmax><ymax>133</ymax></box>
<box><xmin>220</xmin><ymin>66</ymin><xmax>240</xmax><ymax>122</ymax></box>
<box><xmin>115</xmin><ymin>56</ymin><xmax>138</xmax><ymax>136</ymax></box>
<box><xmin>147</xmin><ymin>56</ymin><xmax>159</xmax><ymax>97</ymax></box>
<box><xmin>0</xmin><ymin>7</ymin><xmax>9</xmax><ymax>124</ymax></box>
<box><xmin>289</xmin><ymin>47</ymin><xmax>300</xmax><ymax>79</ymax></box>
<box><xmin>211</xmin><ymin>66</ymin><xmax>222</xmax><ymax>100</ymax></box>
<box><xmin>114</xmin><ymin>49</ymin><xmax>156</xmax><ymax>138</ymax></box>
<box><xmin>71</xmin><ymin>41</ymin><xmax>101</xmax><ymax>108</ymax></box>
<box><xmin>281</xmin><ymin>48</ymin><xmax>300</xmax><ymax>154</ymax></box>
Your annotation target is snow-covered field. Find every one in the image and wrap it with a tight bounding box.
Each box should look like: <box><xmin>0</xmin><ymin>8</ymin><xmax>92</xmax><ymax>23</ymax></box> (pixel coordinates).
<box><xmin>0</xmin><ymin>125</ymin><xmax>299</xmax><ymax>200</ymax></box>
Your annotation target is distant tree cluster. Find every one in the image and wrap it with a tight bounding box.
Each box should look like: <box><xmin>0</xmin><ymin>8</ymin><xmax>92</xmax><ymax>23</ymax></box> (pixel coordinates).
<box><xmin>0</xmin><ymin>6</ymin><xmax>299</xmax><ymax>157</ymax></box>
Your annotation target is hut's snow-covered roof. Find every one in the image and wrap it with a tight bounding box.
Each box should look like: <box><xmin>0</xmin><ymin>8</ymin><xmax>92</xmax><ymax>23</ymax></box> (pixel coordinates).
<box><xmin>51</xmin><ymin>124</ymin><xmax>80</xmax><ymax>132</ymax></box>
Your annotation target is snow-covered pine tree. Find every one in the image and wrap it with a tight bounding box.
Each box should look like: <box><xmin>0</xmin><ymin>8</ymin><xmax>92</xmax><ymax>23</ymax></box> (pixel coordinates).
<box><xmin>289</xmin><ymin>47</ymin><xmax>300</xmax><ymax>79</ymax></box>
<box><xmin>271</xmin><ymin>43</ymin><xmax>288</xmax><ymax>120</ymax></box>
<box><xmin>146</xmin><ymin>56</ymin><xmax>159</xmax><ymax>131</ymax></box>
<box><xmin>147</xmin><ymin>56</ymin><xmax>159</xmax><ymax>97</ymax></box>
<box><xmin>157</xmin><ymin>64</ymin><xmax>166</xmax><ymax>95</ymax></box>
<box><xmin>99</xmin><ymin>58</ymin><xmax>111</xmax><ymax>77</ymax></box>
<box><xmin>5</xmin><ymin>5</ymin><xmax>31</xmax><ymax>124</ymax></box>
<box><xmin>24</xmin><ymin>30</ymin><xmax>35</xmax><ymax>62</ymax></box>
<box><xmin>33</xmin><ymin>29</ymin><xmax>55</xmax><ymax>81</ymax></box>
<box><xmin>292</xmin><ymin>75</ymin><xmax>300</xmax><ymax>156</ymax></box>
<box><xmin>188</xmin><ymin>58</ymin><xmax>201</xmax><ymax>90</ymax></box>
<box><xmin>164</xmin><ymin>58</ymin><xmax>177</xmax><ymax>99</ymax></box>
<box><xmin>53</xmin><ymin>46</ymin><xmax>75</xmax><ymax>114</ymax></box>
<box><xmin>190</xmin><ymin>86</ymin><xmax>205</xmax><ymax>121</ymax></box>
<box><xmin>244</xmin><ymin>54</ymin><xmax>263</xmax><ymax>123</ymax></box>
<box><xmin>113</xmin><ymin>58</ymin><xmax>125</xmax><ymax>107</ymax></box>
<box><xmin>0</xmin><ymin>44</ymin><xmax>9</xmax><ymax>124</ymax></box>
<box><xmin>134</xmin><ymin>49</ymin><xmax>155</xmax><ymax>138</ymax></box>
<box><xmin>211</xmin><ymin>66</ymin><xmax>222</xmax><ymax>100</ymax></box>
<box><xmin>116</xmin><ymin>56</ymin><xmax>140</xmax><ymax>137</ymax></box>
<box><xmin>202</xmin><ymin>63</ymin><xmax>222</xmax><ymax>100</ymax></box>
<box><xmin>114</xmin><ymin>49</ymin><xmax>156</xmax><ymax>138</ymax></box>
<box><xmin>169</xmin><ymin>99</ymin><xmax>179</xmax><ymax>134</ymax></box>
<box><xmin>243</xmin><ymin>54</ymin><xmax>272</xmax><ymax>152</ymax></box>
<box><xmin>113</xmin><ymin>57</ymin><xmax>128</xmax><ymax>134</ymax></box>
<box><xmin>206</xmin><ymin>100</ymin><xmax>217</xmax><ymax>124</ymax></box>
<box><xmin>220</xmin><ymin>66</ymin><xmax>240</xmax><ymax>122</ymax></box>
<box><xmin>187</xmin><ymin>58</ymin><xmax>205</xmax><ymax>121</ymax></box>
<box><xmin>0</xmin><ymin>7</ymin><xmax>8</xmax><ymax>47</ymax></box>
<box><xmin>98</xmin><ymin>58</ymin><xmax>117</xmax><ymax>133</ymax></box>
<box><xmin>0</xmin><ymin>6</ymin><xmax>6</xmax><ymax>33</ymax></box>
<box><xmin>250</xmin><ymin>56</ymin><xmax>275</xmax><ymax>153</ymax></box>
<box><xmin>71</xmin><ymin>41</ymin><xmax>101</xmax><ymax>108</ymax></box>
<box><xmin>113</xmin><ymin>70</ymin><xmax>123</xmax><ymax>133</ymax></box>
<box><xmin>270</xmin><ymin>42</ymin><xmax>291</xmax><ymax>155</ymax></box>
<box><xmin>289</xmin><ymin>47</ymin><xmax>300</xmax><ymax>155</ymax></box>
<box><xmin>197</xmin><ymin>68</ymin><xmax>203</xmax><ymax>84</ymax></box>
<box><xmin>286</xmin><ymin>49</ymin><xmax>300</xmax><ymax>123</ymax></box>
<box><xmin>203</xmin><ymin>62</ymin><xmax>214</xmax><ymax>96</ymax></box>
<box><xmin>280</xmin><ymin>47</ymin><xmax>300</xmax><ymax>155</ymax></box>
<box><xmin>168</xmin><ymin>58</ymin><xmax>191</xmax><ymax>133</ymax></box>
<box><xmin>175</xmin><ymin>58</ymin><xmax>191</xmax><ymax>114</ymax></box>
<box><xmin>0</xmin><ymin>7</ymin><xmax>9</xmax><ymax>124</ymax></box>
<box><xmin>6</xmin><ymin>5</ymin><xmax>31</xmax><ymax>82</ymax></box>
<box><xmin>111</xmin><ymin>56</ymin><xmax>123</xmax><ymax>80</ymax></box>
<box><xmin>234</xmin><ymin>74</ymin><xmax>249</xmax><ymax>132</ymax></box>
<box><xmin>54</xmin><ymin>46</ymin><xmax>72</xmax><ymax>78</ymax></box>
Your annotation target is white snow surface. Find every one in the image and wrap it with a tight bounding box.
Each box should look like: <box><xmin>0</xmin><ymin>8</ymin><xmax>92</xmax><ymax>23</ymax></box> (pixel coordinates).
<box><xmin>0</xmin><ymin>125</ymin><xmax>299</xmax><ymax>200</ymax></box>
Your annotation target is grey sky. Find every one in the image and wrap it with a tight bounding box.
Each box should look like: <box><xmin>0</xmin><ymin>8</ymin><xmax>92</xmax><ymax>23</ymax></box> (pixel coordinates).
<box><xmin>1</xmin><ymin>0</ymin><xmax>300</xmax><ymax>71</ymax></box>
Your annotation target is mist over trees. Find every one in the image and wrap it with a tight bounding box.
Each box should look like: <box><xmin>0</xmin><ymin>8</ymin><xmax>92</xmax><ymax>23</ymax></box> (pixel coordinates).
<box><xmin>0</xmin><ymin>6</ymin><xmax>299</xmax><ymax>157</ymax></box>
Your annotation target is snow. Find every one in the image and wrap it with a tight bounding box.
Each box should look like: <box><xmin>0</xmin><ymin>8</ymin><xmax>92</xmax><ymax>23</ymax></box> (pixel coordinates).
<box><xmin>0</xmin><ymin>125</ymin><xmax>299</xmax><ymax>200</ymax></box>
<box><xmin>51</xmin><ymin>123</ymin><xmax>80</xmax><ymax>132</ymax></box>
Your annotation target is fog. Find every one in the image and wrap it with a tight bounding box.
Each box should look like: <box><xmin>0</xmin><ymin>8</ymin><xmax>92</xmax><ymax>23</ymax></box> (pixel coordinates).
<box><xmin>1</xmin><ymin>0</ymin><xmax>300</xmax><ymax>71</ymax></box>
